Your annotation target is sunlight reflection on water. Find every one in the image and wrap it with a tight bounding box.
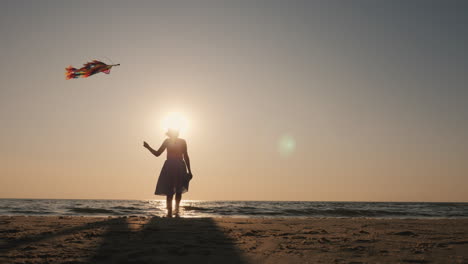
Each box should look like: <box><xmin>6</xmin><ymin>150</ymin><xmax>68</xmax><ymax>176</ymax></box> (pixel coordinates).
<box><xmin>1</xmin><ymin>199</ymin><xmax>468</xmax><ymax>219</ymax></box>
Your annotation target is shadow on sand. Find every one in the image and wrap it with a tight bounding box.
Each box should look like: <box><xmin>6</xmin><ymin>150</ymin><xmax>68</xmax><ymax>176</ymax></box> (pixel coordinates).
<box><xmin>1</xmin><ymin>217</ymin><xmax>247</xmax><ymax>264</ymax></box>
<box><xmin>90</xmin><ymin>217</ymin><xmax>247</xmax><ymax>264</ymax></box>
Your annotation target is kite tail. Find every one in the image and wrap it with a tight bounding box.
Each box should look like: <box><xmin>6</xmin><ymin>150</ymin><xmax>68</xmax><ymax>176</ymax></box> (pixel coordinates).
<box><xmin>65</xmin><ymin>66</ymin><xmax>86</xmax><ymax>79</ymax></box>
<box><xmin>65</xmin><ymin>66</ymin><xmax>77</xmax><ymax>80</ymax></box>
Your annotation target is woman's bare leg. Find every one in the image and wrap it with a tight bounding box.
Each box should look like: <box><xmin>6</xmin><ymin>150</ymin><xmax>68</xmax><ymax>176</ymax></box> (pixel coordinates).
<box><xmin>174</xmin><ymin>193</ymin><xmax>182</xmax><ymax>215</ymax></box>
<box><xmin>166</xmin><ymin>194</ymin><xmax>173</xmax><ymax>217</ymax></box>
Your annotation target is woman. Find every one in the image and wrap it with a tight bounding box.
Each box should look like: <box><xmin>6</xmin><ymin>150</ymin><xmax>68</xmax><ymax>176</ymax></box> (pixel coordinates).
<box><xmin>143</xmin><ymin>128</ymin><xmax>192</xmax><ymax>217</ymax></box>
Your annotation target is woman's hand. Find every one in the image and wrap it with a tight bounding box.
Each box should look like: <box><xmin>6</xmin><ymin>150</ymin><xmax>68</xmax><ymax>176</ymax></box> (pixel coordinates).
<box><xmin>143</xmin><ymin>141</ymin><xmax>150</xmax><ymax>149</ymax></box>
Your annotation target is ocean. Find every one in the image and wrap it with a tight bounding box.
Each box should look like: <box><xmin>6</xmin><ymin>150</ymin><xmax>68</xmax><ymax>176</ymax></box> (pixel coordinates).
<box><xmin>0</xmin><ymin>199</ymin><xmax>467</xmax><ymax>218</ymax></box>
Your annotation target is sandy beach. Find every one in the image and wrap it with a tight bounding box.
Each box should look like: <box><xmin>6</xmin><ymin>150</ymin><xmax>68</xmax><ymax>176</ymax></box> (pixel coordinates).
<box><xmin>1</xmin><ymin>216</ymin><xmax>467</xmax><ymax>263</ymax></box>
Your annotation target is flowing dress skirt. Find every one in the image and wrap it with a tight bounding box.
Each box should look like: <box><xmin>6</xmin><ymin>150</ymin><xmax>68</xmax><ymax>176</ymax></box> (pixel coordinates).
<box><xmin>155</xmin><ymin>159</ymin><xmax>189</xmax><ymax>196</ymax></box>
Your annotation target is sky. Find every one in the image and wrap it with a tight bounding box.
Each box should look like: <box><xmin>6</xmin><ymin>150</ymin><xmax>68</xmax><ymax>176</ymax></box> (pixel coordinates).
<box><xmin>1</xmin><ymin>0</ymin><xmax>467</xmax><ymax>202</ymax></box>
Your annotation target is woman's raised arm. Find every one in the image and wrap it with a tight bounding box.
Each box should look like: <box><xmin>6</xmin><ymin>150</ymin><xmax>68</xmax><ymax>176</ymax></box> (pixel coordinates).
<box><xmin>143</xmin><ymin>140</ymin><xmax>167</xmax><ymax>157</ymax></box>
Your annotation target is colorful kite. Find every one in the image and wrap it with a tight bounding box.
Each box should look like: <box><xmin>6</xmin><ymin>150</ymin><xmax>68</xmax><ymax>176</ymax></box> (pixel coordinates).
<box><xmin>65</xmin><ymin>60</ymin><xmax>120</xmax><ymax>79</ymax></box>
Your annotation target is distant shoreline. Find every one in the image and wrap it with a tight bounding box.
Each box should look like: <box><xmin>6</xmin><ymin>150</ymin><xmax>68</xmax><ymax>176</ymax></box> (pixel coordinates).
<box><xmin>1</xmin><ymin>198</ymin><xmax>468</xmax><ymax>203</ymax></box>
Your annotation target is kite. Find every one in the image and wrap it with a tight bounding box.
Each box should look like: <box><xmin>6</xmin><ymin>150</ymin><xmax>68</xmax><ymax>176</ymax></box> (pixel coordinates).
<box><xmin>65</xmin><ymin>60</ymin><xmax>120</xmax><ymax>80</ymax></box>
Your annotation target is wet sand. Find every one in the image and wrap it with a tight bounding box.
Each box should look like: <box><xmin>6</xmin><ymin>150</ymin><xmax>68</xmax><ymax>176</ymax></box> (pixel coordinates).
<box><xmin>1</xmin><ymin>216</ymin><xmax>467</xmax><ymax>263</ymax></box>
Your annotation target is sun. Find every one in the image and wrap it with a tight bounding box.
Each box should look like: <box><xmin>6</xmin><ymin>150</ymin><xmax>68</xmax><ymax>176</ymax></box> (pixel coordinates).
<box><xmin>161</xmin><ymin>112</ymin><xmax>189</xmax><ymax>132</ymax></box>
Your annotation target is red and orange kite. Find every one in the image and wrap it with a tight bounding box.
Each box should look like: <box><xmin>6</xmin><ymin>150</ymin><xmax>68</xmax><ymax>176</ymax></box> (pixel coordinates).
<box><xmin>65</xmin><ymin>60</ymin><xmax>120</xmax><ymax>80</ymax></box>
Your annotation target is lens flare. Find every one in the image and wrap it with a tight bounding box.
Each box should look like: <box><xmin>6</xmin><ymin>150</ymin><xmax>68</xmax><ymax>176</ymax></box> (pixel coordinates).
<box><xmin>278</xmin><ymin>134</ymin><xmax>296</xmax><ymax>157</ymax></box>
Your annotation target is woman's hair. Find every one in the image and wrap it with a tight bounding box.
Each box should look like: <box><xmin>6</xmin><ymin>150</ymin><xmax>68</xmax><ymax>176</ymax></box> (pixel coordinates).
<box><xmin>166</xmin><ymin>128</ymin><xmax>179</xmax><ymax>138</ymax></box>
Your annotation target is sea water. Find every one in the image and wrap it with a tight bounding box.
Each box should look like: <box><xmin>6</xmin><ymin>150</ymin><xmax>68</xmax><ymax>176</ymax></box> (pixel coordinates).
<box><xmin>0</xmin><ymin>199</ymin><xmax>467</xmax><ymax>218</ymax></box>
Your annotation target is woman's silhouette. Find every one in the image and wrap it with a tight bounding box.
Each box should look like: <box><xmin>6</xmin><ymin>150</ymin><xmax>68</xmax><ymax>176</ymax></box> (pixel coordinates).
<box><xmin>143</xmin><ymin>128</ymin><xmax>192</xmax><ymax>217</ymax></box>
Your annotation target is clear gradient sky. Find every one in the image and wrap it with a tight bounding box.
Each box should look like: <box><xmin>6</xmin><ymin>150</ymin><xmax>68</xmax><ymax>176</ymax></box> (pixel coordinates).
<box><xmin>1</xmin><ymin>0</ymin><xmax>467</xmax><ymax>201</ymax></box>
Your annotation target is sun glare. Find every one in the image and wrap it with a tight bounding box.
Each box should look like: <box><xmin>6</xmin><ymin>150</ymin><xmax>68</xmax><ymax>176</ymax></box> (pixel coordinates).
<box><xmin>161</xmin><ymin>112</ymin><xmax>189</xmax><ymax>132</ymax></box>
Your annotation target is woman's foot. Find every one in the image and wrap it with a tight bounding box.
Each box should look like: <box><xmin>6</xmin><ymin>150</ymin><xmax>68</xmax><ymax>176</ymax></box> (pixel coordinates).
<box><xmin>173</xmin><ymin>209</ymin><xmax>180</xmax><ymax>217</ymax></box>
<box><xmin>166</xmin><ymin>208</ymin><xmax>172</xmax><ymax>218</ymax></box>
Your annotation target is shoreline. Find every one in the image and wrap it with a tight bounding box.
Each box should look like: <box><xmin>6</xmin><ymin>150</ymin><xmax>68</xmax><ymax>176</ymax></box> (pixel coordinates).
<box><xmin>2</xmin><ymin>214</ymin><xmax>468</xmax><ymax>220</ymax></box>
<box><xmin>2</xmin><ymin>216</ymin><xmax>468</xmax><ymax>263</ymax></box>
<box><xmin>2</xmin><ymin>200</ymin><xmax>467</xmax><ymax>219</ymax></box>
